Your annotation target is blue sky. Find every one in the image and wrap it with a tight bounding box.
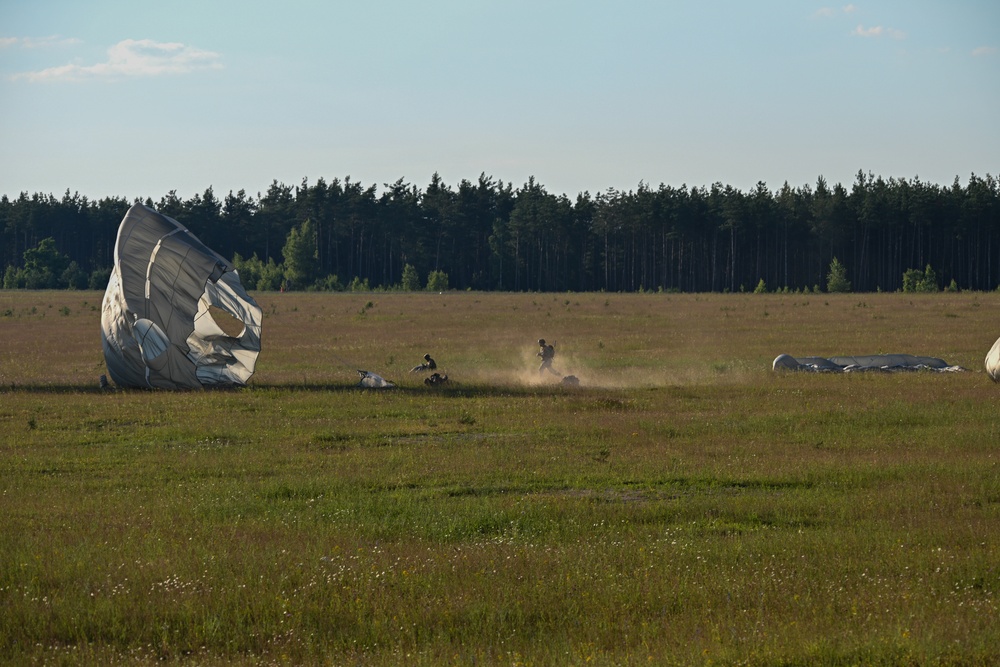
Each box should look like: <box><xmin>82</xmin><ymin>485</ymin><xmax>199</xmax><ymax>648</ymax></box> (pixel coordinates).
<box><xmin>2</xmin><ymin>1</ymin><xmax>997</xmax><ymax>201</ymax></box>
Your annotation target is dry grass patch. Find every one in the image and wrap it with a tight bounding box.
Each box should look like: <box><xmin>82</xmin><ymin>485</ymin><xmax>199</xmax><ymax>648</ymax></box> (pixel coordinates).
<box><xmin>2</xmin><ymin>290</ymin><xmax>1000</xmax><ymax>664</ymax></box>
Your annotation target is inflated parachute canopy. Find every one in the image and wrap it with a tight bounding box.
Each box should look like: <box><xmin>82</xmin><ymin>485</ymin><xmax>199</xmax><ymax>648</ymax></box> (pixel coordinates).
<box><xmin>101</xmin><ymin>203</ymin><xmax>262</xmax><ymax>389</ymax></box>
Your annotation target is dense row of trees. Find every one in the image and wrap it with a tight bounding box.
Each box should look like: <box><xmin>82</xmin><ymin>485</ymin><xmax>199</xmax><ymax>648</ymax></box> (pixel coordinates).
<box><xmin>2</xmin><ymin>170</ymin><xmax>998</xmax><ymax>293</ymax></box>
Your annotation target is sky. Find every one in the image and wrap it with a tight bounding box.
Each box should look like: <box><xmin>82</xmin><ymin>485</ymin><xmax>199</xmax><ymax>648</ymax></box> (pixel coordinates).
<box><xmin>1</xmin><ymin>1</ymin><xmax>998</xmax><ymax>202</ymax></box>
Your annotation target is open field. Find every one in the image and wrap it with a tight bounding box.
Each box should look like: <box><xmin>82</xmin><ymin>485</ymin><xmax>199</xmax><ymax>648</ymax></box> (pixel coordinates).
<box><xmin>2</xmin><ymin>290</ymin><xmax>1000</xmax><ymax>665</ymax></box>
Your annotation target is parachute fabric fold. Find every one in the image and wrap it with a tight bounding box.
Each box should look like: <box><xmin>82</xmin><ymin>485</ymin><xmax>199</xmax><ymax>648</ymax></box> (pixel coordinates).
<box><xmin>101</xmin><ymin>203</ymin><xmax>262</xmax><ymax>389</ymax></box>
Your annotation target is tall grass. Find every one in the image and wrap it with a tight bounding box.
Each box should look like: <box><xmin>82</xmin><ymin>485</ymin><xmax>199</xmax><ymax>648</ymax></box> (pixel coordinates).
<box><xmin>1</xmin><ymin>290</ymin><xmax>999</xmax><ymax>664</ymax></box>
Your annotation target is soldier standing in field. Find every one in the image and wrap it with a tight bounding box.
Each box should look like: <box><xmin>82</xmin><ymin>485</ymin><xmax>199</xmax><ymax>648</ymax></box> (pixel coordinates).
<box><xmin>537</xmin><ymin>339</ymin><xmax>559</xmax><ymax>376</ymax></box>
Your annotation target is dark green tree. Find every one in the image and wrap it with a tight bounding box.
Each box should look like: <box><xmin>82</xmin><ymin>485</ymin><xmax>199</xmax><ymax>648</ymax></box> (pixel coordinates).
<box><xmin>222</xmin><ymin>189</ymin><xmax>258</xmax><ymax>260</ymax></box>
<box><xmin>282</xmin><ymin>218</ymin><xmax>319</xmax><ymax>290</ymax></box>
<box><xmin>183</xmin><ymin>187</ymin><xmax>224</xmax><ymax>256</ymax></box>
<box><xmin>4</xmin><ymin>170</ymin><xmax>1000</xmax><ymax>294</ymax></box>
<box><xmin>8</xmin><ymin>237</ymin><xmax>70</xmax><ymax>289</ymax></box>
<box><xmin>258</xmin><ymin>181</ymin><xmax>296</xmax><ymax>262</ymax></box>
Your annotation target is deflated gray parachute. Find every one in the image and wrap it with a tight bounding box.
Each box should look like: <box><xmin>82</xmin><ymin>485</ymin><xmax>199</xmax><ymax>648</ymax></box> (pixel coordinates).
<box><xmin>773</xmin><ymin>353</ymin><xmax>963</xmax><ymax>373</ymax></box>
<box><xmin>101</xmin><ymin>203</ymin><xmax>262</xmax><ymax>389</ymax></box>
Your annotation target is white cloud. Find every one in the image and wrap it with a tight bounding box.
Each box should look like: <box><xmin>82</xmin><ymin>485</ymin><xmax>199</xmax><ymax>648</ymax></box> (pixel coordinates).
<box><xmin>1</xmin><ymin>35</ymin><xmax>80</xmax><ymax>49</ymax></box>
<box><xmin>972</xmin><ymin>46</ymin><xmax>997</xmax><ymax>57</ymax></box>
<box><xmin>12</xmin><ymin>38</ymin><xmax>222</xmax><ymax>82</ymax></box>
<box><xmin>852</xmin><ymin>24</ymin><xmax>905</xmax><ymax>39</ymax></box>
<box><xmin>852</xmin><ymin>24</ymin><xmax>882</xmax><ymax>37</ymax></box>
<box><xmin>814</xmin><ymin>5</ymin><xmax>857</xmax><ymax>18</ymax></box>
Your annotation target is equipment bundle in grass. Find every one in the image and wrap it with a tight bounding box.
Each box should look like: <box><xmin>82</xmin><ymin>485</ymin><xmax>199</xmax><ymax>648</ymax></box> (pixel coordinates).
<box><xmin>101</xmin><ymin>203</ymin><xmax>262</xmax><ymax>389</ymax></box>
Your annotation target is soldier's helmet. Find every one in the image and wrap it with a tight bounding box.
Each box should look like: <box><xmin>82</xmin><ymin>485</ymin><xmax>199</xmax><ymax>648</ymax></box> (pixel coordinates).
<box><xmin>538</xmin><ymin>339</ymin><xmax>545</xmax><ymax>346</ymax></box>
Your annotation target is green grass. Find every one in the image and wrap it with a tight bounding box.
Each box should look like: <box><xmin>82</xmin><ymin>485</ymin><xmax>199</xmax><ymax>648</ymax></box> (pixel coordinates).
<box><xmin>1</xmin><ymin>291</ymin><xmax>1000</xmax><ymax>664</ymax></box>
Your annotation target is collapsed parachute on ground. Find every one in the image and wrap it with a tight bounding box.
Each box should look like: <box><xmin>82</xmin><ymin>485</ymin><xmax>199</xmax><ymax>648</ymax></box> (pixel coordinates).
<box><xmin>772</xmin><ymin>353</ymin><xmax>964</xmax><ymax>373</ymax></box>
<box><xmin>101</xmin><ymin>204</ymin><xmax>262</xmax><ymax>389</ymax></box>
<box><xmin>357</xmin><ymin>370</ymin><xmax>395</xmax><ymax>388</ymax></box>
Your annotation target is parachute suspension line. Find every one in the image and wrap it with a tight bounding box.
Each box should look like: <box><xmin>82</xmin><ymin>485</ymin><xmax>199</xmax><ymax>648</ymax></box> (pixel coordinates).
<box><xmin>327</xmin><ymin>352</ymin><xmax>361</xmax><ymax>370</ymax></box>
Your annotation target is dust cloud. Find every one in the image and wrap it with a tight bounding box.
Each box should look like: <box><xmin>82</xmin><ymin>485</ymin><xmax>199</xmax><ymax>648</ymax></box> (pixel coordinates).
<box><xmin>455</xmin><ymin>342</ymin><xmax>754</xmax><ymax>390</ymax></box>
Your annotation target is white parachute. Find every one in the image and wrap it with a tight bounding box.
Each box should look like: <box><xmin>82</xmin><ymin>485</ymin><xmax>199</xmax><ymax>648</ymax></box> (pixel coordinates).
<box><xmin>101</xmin><ymin>203</ymin><xmax>262</xmax><ymax>389</ymax></box>
<box><xmin>985</xmin><ymin>338</ymin><xmax>1000</xmax><ymax>381</ymax></box>
<box><xmin>357</xmin><ymin>370</ymin><xmax>395</xmax><ymax>388</ymax></box>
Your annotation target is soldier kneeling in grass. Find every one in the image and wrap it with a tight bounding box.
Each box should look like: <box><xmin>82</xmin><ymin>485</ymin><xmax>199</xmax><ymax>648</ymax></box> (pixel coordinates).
<box><xmin>411</xmin><ymin>354</ymin><xmax>437</xmax><ymax>373</ymax></box>
<box><xmin>424</xmin><ymin>372</ymin><xmax>448</xmax><ymax>386</ymax></box>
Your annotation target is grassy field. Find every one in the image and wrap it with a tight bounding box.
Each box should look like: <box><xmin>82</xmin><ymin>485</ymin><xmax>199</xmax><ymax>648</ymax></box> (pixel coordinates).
<box><xmin>2</xmin><ymin>289</ymin><xmax>999</xmax><ymax>665</ymax></box>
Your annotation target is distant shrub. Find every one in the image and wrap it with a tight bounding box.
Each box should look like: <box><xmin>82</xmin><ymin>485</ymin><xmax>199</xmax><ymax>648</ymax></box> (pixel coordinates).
<box><xmin>826</xmin><ymin>257</ymin><xmax>852</xmax><ymax>293</ymax></box>
<box><xmin>753</xmin><ymin>279</ymin><xmax>767</xmax><ymax>294</ymax></box>
<box><xmin>3</xmin><ymin>265</ymin><xmax>23</xmax><ymax>289</ymax></box>
<box><xmin>427</xmin><ymin>270</ymin><xmax>449</xmax><ymax>292</ymax></box>
<box><xmin>348</xmin><ymin>276</ymin><xmax>370</xmax><ymax>292</ymax></box>
<box><xmin>401</xmin><ymin>264</ymin><xmax>421</xmax><ymax>291</ymax></box>
<box><xmin>902</xmin><ymin>265</ymin><xmax>939</xmax><ymax>293</ymax></box>
<box><xmin>88</xmin><ymin>267</ymin><xmax>111</xmax><ymax>290</ymax></box>
<box><xmin>233</xmin><ymin>253</ymin><xmax>285</xmax><ymax>291</ymax></box>
<box><xmin>61</xmin><ymin>261</ymin><xmax>88</xmax><ymax>290</ymax></box>
<box><xmin>315</xmin><ymin>274</ymin><xmax>343</xmax><ymax>292</ymax></box>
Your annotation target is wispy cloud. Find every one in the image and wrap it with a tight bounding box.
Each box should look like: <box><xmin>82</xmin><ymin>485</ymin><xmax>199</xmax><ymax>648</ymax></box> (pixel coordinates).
<box><xmin>972</xmin><ymin>46</ymin><xmax>997</xmax><ymax>57</ymax></box>
<box><xmin>12</xmin><ymin>38</ymin><xmax>222</xmax><ymax>82</ymax></box>
<box><xmin>852</xmin><ymin>24</ymin><xmax>882</xmax><ymax>37</ymax></box>
<box><xmin>852</xmin><ymin>24</ymin><xmax>905</xmax><ymax>39</ymax></box>
<box><xmin>1</xmin><ymin>35</ymin><xmax>81</xmax><ymax>49</ymax></box>
<box><xmin>814</xmin><ymin>5</ymin><xmax>857</xmax><ymax>18</ymax></box>
<box><xmin>814</xmin><ymin>6</ymin><xmax>906</xmax><ymax>41</ymax></box>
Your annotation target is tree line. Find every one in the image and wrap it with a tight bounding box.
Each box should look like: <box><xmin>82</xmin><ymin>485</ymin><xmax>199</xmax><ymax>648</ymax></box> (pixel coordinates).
<box><xmin>2</xmin><ymin>170</ymin><xmax>998</xmax><ymax>293</ymax></box>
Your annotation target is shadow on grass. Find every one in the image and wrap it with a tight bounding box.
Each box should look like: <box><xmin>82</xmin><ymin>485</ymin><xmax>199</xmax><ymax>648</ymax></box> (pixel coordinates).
<box><xmin>0</xmin><ymin>380</ymin><xmax>586</xmax><ymax>399</ymax></box>
<box><xmin>250</xmin><ymin>381</ymin><xmax>587</xmax><ymax>399</ymax></box>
